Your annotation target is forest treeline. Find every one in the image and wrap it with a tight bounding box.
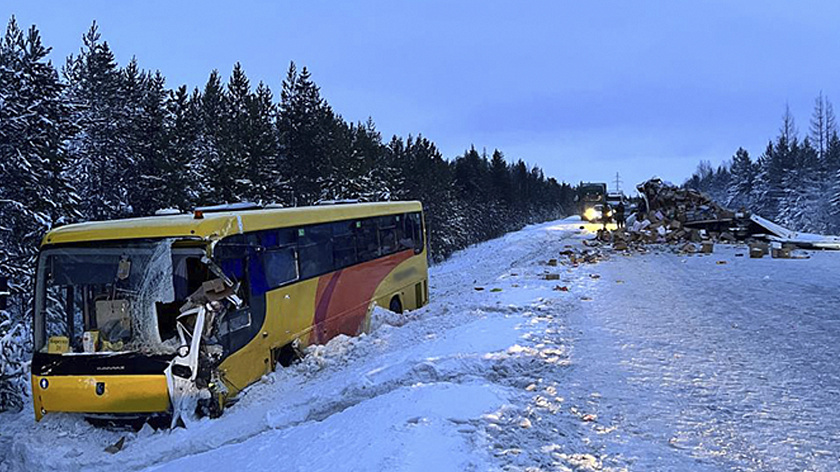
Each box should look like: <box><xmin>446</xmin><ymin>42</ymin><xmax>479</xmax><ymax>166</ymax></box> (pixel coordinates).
<box><xmin>685</xmin><ymin>96</ymin><xmax>840</xmax><ymax>234</ymax></box>
<box><xmin>0</xmin><ymin>18</ymin><xmax>574</xmax><ymax>409</ymax></box>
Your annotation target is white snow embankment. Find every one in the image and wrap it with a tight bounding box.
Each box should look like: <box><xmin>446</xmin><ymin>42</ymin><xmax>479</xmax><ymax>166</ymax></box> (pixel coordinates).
<box><xmin>2</xmin><ymin>219</ymin><xmax>602</xmax><ymax>472</ymax></box>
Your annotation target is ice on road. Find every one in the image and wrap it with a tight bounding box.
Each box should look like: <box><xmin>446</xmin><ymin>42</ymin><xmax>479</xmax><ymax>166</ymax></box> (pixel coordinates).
<box><xmin>571</xmin><ymin>243</ymin><xmax>840</xmax><ymax>471</ymax></box>
<box><xmin>2</xmin><ymin>218</ymin><xmax>840</xmax><ymax>471</ymax></box>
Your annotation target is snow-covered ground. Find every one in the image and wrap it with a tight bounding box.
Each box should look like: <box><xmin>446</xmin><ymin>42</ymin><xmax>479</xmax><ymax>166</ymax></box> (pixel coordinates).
<box><xmin>2</xmin><ymin>218</ymin><xmax>840</xmax><ymax>471</ymax></box>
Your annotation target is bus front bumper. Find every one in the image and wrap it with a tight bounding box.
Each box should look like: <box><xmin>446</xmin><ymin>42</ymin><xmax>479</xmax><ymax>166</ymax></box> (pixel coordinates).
<box><xmin>32</xmin><ymin>374</ymin><xmax>170</xmax><ymax>421</ymax></box>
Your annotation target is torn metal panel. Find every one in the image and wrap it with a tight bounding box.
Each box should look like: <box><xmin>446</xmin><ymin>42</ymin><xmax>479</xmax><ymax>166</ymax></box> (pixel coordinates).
<box><xmin>750</xmin><ymin>215</ymin><xmax>840</xmax><ymax>249</ymax></box>
<box><xmin>166</xmin><ymin>305</ymin><xmax>207</xmax><ymax>428</ymax></box>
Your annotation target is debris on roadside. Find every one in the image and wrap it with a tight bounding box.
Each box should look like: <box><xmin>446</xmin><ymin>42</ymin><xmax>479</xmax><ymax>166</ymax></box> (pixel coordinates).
<box><xmin>592</xmin><ymin>178</ymin><xmax>825</xmax><ymax>262</ymax></box>
<box><xmin>749</xmin><ymin>242</ymin><xmax>768</xmax><ymax>259</ymax></box>
<box><xmin>625</xmin><ymin>177</ymin><xmax>840</xmax><ymax>252</ymax></box>
<box><xmin>104</xmin><ymin>437</ymin><xmax>126</xmax><ymax>454</ymax></box>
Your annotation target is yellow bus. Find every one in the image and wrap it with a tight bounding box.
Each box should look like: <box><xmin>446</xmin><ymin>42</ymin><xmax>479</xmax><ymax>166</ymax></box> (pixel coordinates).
<box><xmin>31</xmin><ymin>201</ymin><xmax>429</xmax><ymax>425</ymax></box>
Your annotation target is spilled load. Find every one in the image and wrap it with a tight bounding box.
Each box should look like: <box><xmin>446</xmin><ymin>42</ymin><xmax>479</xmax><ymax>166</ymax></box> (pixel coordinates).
<box><xmin>604</xmin><ymin>177</ymin><xmax>840</xmax><ymax>251</ymax></box>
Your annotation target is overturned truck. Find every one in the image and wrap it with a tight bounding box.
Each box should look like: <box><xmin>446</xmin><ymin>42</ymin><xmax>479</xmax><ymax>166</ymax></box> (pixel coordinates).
<box><xmin>32</xmin><ymin>202</ymin><xmax>430</xmax><ymax>427</ymax></box>
<box><xmin>631</xmin><ymin>178</ymin><xmax>840</xmax><ymax>250</ymax></box>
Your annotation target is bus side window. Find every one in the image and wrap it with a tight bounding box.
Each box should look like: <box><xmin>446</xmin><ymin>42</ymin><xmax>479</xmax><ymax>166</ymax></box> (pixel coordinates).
<box><xmin>397</xmin><ymin>213</ymin><xmax>414</xmax><ymax>251</ymax></box>
<box><xmin>377</xmin><ymin>216</ymin><xmax>398</xmax><ymax>255</ymax></box>
<box><xmin>263</xmin><ymin>246</ymin><xmax>298</xmax><ymax>287</ymax></box>
<box><xmin>408</xmin><ymin>212</ymin><xmax>423</xmax><ymax>253</ymax></box>
<box><xmin>215</xmin><ymin>234</ymin><xmax>251</xmax><ymax>303</ymax></box>
<box><xmin>356</xmin><ymin>218</ymin><xmax>380</xmax><ymax>262</ymax></box>
<box><xmin>332</xmin><ymin>220</ymin><xmax>357</xmax><ymax>268</ymax></box>
<box><xmin>299</xmin><ymin>224</ymin><xmax>334</xmax><ymax>279</ymax></box>
<box><xmin>261</xmin><ymin>228</ymin><xmax>299</xmax><ymax>288</ymax></box>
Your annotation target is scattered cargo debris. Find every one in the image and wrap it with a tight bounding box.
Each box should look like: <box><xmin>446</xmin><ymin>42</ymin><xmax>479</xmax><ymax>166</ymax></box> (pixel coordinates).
<box><xmin>749</xmin><ymin>242</ymin><xmax>769</xmax><ymax>259</ymax></box>
<box><xmin>631</xmin><ymin>177</ymin><xmax>840</xmax><ymax>251</ymax></box>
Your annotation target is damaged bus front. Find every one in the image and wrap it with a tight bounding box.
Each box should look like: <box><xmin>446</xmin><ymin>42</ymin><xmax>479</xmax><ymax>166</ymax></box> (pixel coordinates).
<box><xmin>32</xmin><ymin>238</ymin><xmax>244</xmax><ymax>426</ymax></box>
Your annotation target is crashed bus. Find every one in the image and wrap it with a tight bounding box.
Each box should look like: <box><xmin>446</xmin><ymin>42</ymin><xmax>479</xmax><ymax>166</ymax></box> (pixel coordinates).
<box><xmin>31</xmin><ymin>201</ymin><xmax>429</xmax><ymax>426</ymax></box>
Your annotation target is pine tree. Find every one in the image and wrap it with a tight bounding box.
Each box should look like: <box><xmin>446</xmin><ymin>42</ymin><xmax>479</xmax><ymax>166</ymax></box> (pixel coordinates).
<box><xmin>325</xmin><ymin>118</ymin><xmax>395</xmax><ymax>202</ymax></box>
<box><xmin>213</xmin><ymin>62</ymin><xmax>251</xmax><ymax>203</ymax></box>
<box><xmin>128</xmin><ymin>65</ymin><xmax>170</xmax><ymax>215</ymax></box>
<box><xmin>278</xmin><ymin>62</ymin><xmax>335</xmax><ymax>205</ymax></box>
<box><xmin>244</xmin><ymin>81</ymin><xmax>281</xmax><ymax>203</ymax></box>
<box><xmin>727</xmin><ymin>147</ymin><xmax>754</xmax><ymax>209</ymax></box>
<box><xmin>64</xmin><ymin>22</ymin><xmax>133</xmax><ymax>220</ymax></box>
<box><xmin>196</xmin><ymin>70</ymin><xmax>225</xmax><ymax>205</ymax></box>
<box><xmin>489</xmin><ymin>149</ymin><xmax>512</xmax><ymax>204</ymax></box>
<box><xmin>157</xmin><ymin>85</ymin><xmax>204</xmax><ymax>210</ymax></box>
<box><xmin>0</xmin><ymin>17</ymin><xmax>78</xmax><ymax>411</ymax></box>
<box><xmin>810</xmin><ymin>92</ymin><xmax>830</xmax><ymax>160</ymax></box>
<box><xmin>752</xmin><ymin>141</ymin><xmax>779</xmax><ymax>219</ymax></box>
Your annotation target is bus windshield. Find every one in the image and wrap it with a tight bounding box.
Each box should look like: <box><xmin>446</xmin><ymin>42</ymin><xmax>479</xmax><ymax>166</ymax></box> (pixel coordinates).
<box><xmin>33</xmin><ymin>240</ymin><xmax>211</xmax><ymax>354</ymax></box>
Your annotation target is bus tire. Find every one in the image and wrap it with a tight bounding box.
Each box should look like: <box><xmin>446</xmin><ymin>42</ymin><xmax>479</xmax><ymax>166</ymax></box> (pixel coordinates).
<box><xmin>274</xmin><ymin>341</ymin><xmax>303</xmax><ymax>368</ymax></box>
<box><xmin>389</xmin><ymin>296</ymin><xmax>403</xmax><ymax>314</ymax></box>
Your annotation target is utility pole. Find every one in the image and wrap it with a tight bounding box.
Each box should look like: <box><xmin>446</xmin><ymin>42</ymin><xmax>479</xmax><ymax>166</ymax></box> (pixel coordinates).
<box><xmin>613</xmin><ymin>172</ymin><xmax>623</xmax><ymax>195</ymax></box>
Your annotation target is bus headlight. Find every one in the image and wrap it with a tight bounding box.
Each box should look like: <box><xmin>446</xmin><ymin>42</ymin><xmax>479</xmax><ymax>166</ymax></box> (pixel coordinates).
<box><xmin>584</xmin><ymin>208</ymin><xmax>598</xmax><ymax>221</ymax></box>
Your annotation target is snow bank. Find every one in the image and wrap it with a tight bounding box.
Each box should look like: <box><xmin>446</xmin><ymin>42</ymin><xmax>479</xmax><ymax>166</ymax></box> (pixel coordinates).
<box><xmin>1</xmin><ymin>219</ymin><xmax>607</xmax><ymax>472</ymax></box>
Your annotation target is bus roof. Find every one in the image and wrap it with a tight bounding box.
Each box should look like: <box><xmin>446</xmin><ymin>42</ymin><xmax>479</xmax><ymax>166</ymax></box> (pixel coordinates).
<box><xmin>42</xmin><ymin>201</ymin><xmax>423</xmax><ymax>247</ymax></box>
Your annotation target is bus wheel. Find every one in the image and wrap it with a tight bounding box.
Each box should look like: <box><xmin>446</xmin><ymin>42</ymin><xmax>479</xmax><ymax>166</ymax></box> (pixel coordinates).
<box><xmin>389</xmin><ymin>296</ymin><xmax>403</xmax><ymax>314</ymax></box>
<box><xmin>197</xmin><ymin>392</ymin><xmax>224</xmax><ymax>419</ymax></box>
<box><xmin>273</xmin><ymin>341</ymin><xmax>303</xmax><ymax>368</ymax></box>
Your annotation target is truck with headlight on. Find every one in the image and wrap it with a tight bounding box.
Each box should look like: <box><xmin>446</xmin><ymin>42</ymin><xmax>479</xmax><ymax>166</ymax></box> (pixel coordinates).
<box><xmin>577</xmin><ymin>182</ymin><xmax>607</xmax><ymax>222</ymax></box>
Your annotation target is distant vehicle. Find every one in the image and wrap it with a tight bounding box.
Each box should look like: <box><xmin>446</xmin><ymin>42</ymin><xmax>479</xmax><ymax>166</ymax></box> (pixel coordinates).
<box><xmin>606</xmin><ymin>192</ymin><xmax>625</xmax><ymax>206</ymax></box>
<box><xmin>588</xmin><ymin>203</ymin><xmax>612</xmax><ymax>223</ymax></box>
<box><xmin>577</xmin><ymin>182</ymin><xmax>607</xmax><ymax>221</ymax></box>
<box><xmin>31</xmin><ymin>201</ymin><xmax>429</xmax><ymax>425</ymax></box>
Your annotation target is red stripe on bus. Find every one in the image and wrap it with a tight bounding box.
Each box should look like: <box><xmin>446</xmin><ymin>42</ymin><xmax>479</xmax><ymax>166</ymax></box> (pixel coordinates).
<box><xmin>313</xmin><ymin>270</ymin><xmax>343</xmax><ymax>344</ymax></box>
<box><xmin>312</xmin><ymin>250</ymin><xmax>415</xmax><ymax>344</ymax></box>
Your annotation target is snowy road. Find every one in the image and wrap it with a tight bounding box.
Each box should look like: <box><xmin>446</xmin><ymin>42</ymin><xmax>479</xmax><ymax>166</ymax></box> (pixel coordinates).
<box><xmin>2</xmin><ymin>219</ymin><xmax>840</xmax><ymax>471</ymax></box>
<box><xmin>567</xmin><ymin>242</ymin><xmax>840</xmax><ymax>471</ymax></box>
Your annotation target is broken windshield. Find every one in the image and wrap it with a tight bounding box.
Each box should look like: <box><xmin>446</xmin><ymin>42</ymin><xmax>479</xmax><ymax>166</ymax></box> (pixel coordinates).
<box><xmin>33</xmin><ymin>240</ymin><xmax>211</xmax><ymax>354</ymax></box>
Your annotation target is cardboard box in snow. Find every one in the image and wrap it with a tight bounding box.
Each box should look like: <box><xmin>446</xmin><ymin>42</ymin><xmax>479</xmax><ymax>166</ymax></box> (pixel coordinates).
<box><xmin>749</xmin><ymin>242</ymin><xmax>768</xmax><ymax>258</ymax></box>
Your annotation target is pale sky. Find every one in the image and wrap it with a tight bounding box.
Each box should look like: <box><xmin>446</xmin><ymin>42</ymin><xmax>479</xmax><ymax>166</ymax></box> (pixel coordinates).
<box><xmin>7</xmin><ymin>1</ymin><xmax>840</xmax><ymax>192</ymax></box>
